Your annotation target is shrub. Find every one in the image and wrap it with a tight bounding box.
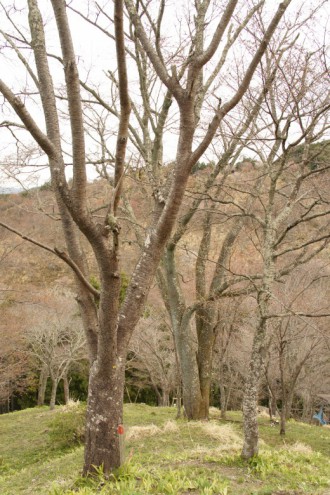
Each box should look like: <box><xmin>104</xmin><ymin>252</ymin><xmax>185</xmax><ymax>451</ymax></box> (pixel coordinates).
<box><xmin>48</xmin><ymin>402</ymin><xmax>86</xmax><ymax>450</ymax></box>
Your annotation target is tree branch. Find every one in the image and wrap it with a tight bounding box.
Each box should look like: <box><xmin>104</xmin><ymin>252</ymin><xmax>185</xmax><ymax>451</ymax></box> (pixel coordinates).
<box><xmin>0</xmin><ymin>221</ymin><xmax>100</xmax><ymax>299</ymax></box>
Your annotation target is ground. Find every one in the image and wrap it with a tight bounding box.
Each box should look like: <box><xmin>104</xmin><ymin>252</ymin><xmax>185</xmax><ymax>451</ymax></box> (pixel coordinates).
<box><xmin>0</xmin><ymin>403</ymin><xmax>329</xmax><ymax>494</ymax></box>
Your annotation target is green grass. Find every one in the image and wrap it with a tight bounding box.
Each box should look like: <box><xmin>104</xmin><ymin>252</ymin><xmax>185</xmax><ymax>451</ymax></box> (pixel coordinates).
<box><xmin>0</xmin><ymin>404</ymin><xmax>330</xmax><ymax>494</ymax></box>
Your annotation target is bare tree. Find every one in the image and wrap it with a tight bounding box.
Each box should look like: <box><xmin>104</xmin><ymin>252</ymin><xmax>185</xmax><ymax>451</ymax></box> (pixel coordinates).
<box><xmin>128</xmin><ymin>314</ymin><xmax>177</xmax><ymax>406</ymax></box>
<box><xmin>0</xmin><ymin>0</ymin><xmax>293</xmax><ymax>473</ymax></box>
<box><xmin>239</xmin><ymin>39</ymin><xmax>330</xmax><ymax>457</ymax></box>
<box><xmin>25</xmin><ymin>291</ymin><xmax>86</xmax><ymax>410</ymax></box>
<box><xmin>265</xmin><ymin>266</ymin><xmax>330</xmax><ymax>434</ymax></box>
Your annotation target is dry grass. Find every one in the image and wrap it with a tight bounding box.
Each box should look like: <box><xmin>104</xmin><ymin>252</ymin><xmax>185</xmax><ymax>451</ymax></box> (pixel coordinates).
<box><xmin>163</xmin><ymin>420</ymin><xmax>180</xmax><ymax>433</ymax></box>
<box><xmin>61</xmin><ymin>400</ymin><xmax>81</xmax><ymax>413</ymax></box>
<box><xmin>126</xmin><ymin>424</ymin><xmax>161</xmax><ymax>440</ymax></box>
<box><xmin>197</xmin><ymin>422</ymin><xmax>243</xmax><ymax>452</ymax></box>
<box><xmin>283</xmin><ymin>442</ymin><xmax>313</xmax><ymax>455</ymax></box>
<box><xmin>126</xmin><ymin>419</ymin><xmax>180</xmax><ymax>441</ymax></box>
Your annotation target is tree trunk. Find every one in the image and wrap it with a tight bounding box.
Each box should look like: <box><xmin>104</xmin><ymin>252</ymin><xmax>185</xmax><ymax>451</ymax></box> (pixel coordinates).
<box><xmin>241</xmin><ymin>317</ymin><xmax>266</xmax><ymax>459</ymax></box>
<box><xmin>163</xmin><ymin>246</ymin><xmax>206</xmax><ymax>420</ymax></box>
<box><xmin>219</xmin><ymin>360</ymin><xmax>233</xmax><ymax>420</ymax></box>
<box><xmin>196</xmin><ymin>311</ymin><xmax>215</xmax><ymax>420</ymax></box>
<box><xmin>83</xmin><ymin>361</ymin><xmax>125</xmax><ymax>475</ymax></box>
<box><xmin>285</xmin><ymin>388</ymin><xmax>294</xmax><ymax>420</ymax></box>
<box><xmin>37</xmin><ymin>366</ymin><xmax>48</xmax><ymax>406</ymax></box>
<box><xmin>175</xmin><ymin>384</ymin><xmax>182</xmax><ymax>419</ymax></box>
<box><xmin>49</xmin><ymin>377</ymin><xmax>58</xmax><ymax>410</ymax></box>
<box><xmin>220</xmin><ymin>382</ymin><xmax>227</xmax><ymax>420</ymax></box>
<box><xmin>302</xmin><ymin>394</ymin><xmax>312</xmax><ymax>422</ymax></box>
<box><xmin>267</xmin><ymin>384</ymin><xmax>278</xmax><ymax>421</ymax></box>
<box><xmin>280</xmin><ymin>403</ymin><xmax>286</xmax><ymax>435</ymax></box>
<box><xmin>63</xmin><ymin>374</ymin><xmax>70</xmax><ymax>405</ymax></box>
<box><xmin>175</xmin><ymin>320</ymin><xmax>202</xmax><ymax>419</ymax></box>
<box><xmin>161</xmin><ymin>389</ymin><xmax>170</xmax><ymax>407</ymax></box>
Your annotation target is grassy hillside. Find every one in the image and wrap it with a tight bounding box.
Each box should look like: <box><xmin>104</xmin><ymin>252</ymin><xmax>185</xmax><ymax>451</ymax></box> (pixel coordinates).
<box><xmin>0</xmin><ymin>403</ymin><xmax>329</xmax><ymax>495</ymax></box>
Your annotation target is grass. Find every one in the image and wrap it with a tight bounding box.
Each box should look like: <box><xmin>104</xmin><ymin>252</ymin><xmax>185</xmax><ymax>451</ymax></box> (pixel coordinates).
<box><xmin>0</xmin><ymin>403</ymin><xmax>329</xmax><ymax>495</ymax></box>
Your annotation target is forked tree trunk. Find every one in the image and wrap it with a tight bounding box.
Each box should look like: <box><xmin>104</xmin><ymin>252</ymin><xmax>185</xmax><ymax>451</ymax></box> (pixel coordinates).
<box><xmin>163</xmin><ymin>247</ymin><xmax>209</xmax><ymax>420</ymax></box>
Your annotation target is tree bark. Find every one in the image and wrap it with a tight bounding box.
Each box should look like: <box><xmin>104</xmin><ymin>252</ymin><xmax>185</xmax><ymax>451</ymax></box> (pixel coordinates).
<box><xmin>280</xmin><ymin>404</ymin><xmax>286</xmax><ymax>436</ymax></box>
<box><xmin>241</xmin><ymin>316</ymin><xmax>267</xmax><ymax>458</ymax></box>
<box><xmin>175</xmin><ymin>321</ymin><xmax>202</xmax><ymax>419</ymax></box>
<box><xmin>49</xmin><ymin>377</ymin><xmax>58</xmax><ymax>410</ymax></box>
<box><xmin>83</xmin><ymin>361</ymin><xmax>125</xmax><ymax>474</ymax></box>
<box><xmin>37</xmin><ymin>366</ymin><xmax>48</xmax><ymax>406</ymax></box>
<box><xmin>63</xmin><ymin>374</ymin><xmax>70</xmax><ymax>405</ymax></box>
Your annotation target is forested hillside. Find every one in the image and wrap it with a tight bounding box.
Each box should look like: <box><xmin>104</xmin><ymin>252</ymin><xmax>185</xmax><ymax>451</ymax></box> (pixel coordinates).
<box><xmin>1</xmin><ymin>148</ymin><xmax>329</xmax><ymax>420</ymax></box>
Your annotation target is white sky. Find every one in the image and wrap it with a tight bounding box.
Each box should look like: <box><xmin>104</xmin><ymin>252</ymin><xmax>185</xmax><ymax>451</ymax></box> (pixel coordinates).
<box><xmin>0</xmin><ymin>0</ymin><xmax>329</xmax><ymax>189</ymax></box>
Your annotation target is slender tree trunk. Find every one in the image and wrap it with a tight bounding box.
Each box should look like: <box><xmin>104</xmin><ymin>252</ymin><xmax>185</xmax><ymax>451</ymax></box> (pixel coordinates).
<box><xmin>220</xmin><ymin>383</ymin><xmax>227</xmax><ymax>420</ymax></box>
<box><xmin>285</xmin><ymin>389</ymin><xmax>294</xmax><ymax>420</ymax></box>
<box><xmin>63</xmin><ymin>374</ymin><xmax>70</xmax><ymax>405</ymax></box>
<box><xmin>163</xmin><ymin>247</ymin><xmax>205</xmax><ymax>420</ymax></box>
<box><xmin>37</xmin><ymin>366</ymin><xmax>48</xmax><ymax>406</ymax></box>
<box><xmin>241</xmin><ymin>316</ymin><xmax>266</xmax><ymax>459</ymax></box>
<box><xmin>175</xmin><ymin>384</ymin><xmax>182</xmax><ymax>419</ymax></box>
<box><xmin>302</xmin><ymin>394</ymin><xmax>312</xmax><ymax>422</ymax></box>
<box><xmin>280</xmin><ymin>403</ymin><xmax>286</xmax><ymax>435</ymax></box>
<box><xmin>267</xmin><ymin>384</ymin><xmax>278</xmax><ymax>421</ymax></box>
<box><xmin>49</xmin><ymin>377</ymin><xmax>58</xmax><ymax>410</ymax></box>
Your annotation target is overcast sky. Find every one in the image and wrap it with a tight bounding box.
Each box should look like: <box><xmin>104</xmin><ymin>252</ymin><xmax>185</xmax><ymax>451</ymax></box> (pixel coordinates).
<box><xmin>0</xmin><ymin>0</ymin><xmax>329</xmax><ymax>189</ymax></box>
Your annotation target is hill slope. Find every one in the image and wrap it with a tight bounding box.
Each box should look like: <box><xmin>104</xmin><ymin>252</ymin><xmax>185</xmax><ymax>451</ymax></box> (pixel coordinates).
<box><xmin>0</xmin><ymin>404</ymin><xmax>330</xmax><ymax>495</ymax></box>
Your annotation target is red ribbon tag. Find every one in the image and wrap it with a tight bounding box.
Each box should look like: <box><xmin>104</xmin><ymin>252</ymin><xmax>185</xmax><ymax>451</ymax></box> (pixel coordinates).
<box><xmin>117</xmin><ymin>424</ymin><xmax>124</xmax><ymax>435</ymax></box>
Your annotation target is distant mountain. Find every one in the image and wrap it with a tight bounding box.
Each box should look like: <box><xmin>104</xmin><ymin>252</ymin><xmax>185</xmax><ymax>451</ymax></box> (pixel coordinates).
<box><xmin>0</xmin><ymin>187</ymin><xmax>22</xmax><ymax>195</ymax></box>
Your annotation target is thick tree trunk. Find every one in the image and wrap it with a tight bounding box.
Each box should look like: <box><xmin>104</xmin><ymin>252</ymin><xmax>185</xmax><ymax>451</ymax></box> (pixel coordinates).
<box><xmin>181</xmin><ymin>351</ymin><xmax>202</xmax><ymax>419</ymax></box>
<box><xmin>49</xmin><ymin>377</ymin><xmax>58</xmax><ymax>410</ymax></box>
<box><xmin>83</xmin><ymin>362</ymin><xmax>125</xmax><ymax>475</ymax></box>
<box><xmin>174</xmin><ymin>321</ymin><xmax>203</xmax><ymax>419</ymax></box>
<box><xmin>161</xmin><ymin>390</ymin><xmax>170</xmax><ymax>407</ymax></box>
<box><xmin>37</xmin><ymin>366</ymin><xmax>48</xmax><ymax>406</ymax></box>
<box><xmin>196</xmin><ymin>312</ymin><xmax>215</xmax><ymax>420</ymax></box>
